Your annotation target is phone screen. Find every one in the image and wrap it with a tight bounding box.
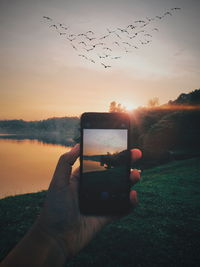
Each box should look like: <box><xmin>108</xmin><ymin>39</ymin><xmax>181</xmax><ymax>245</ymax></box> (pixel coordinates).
<box><xmin>80</xmin><ymin>119</ymin><xmax>130</xmax><ymax>215</ymax></box>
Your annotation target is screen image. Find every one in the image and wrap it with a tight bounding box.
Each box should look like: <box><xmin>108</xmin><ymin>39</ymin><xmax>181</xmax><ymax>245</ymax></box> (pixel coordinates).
<box><xmin>81</xmin><ymin>129</ymin><xmax>129</xmax><ymax>201</ymax></box>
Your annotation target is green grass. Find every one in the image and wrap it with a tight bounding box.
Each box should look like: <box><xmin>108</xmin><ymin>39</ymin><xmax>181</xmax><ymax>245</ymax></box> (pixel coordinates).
<box><xmin>1</xmin><ymin>158</ymin><xmax>200</xmax><ymax>266</ymax></box>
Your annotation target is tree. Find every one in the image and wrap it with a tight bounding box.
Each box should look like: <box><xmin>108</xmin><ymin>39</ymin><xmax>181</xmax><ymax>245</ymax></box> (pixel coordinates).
<box><xmin>109</xmin><ymin>101</ymin><xmax>127</xmax><ymax>112</ymax></box>
<box><xmin>148</xmin><ymin>97</ymin><xmax>160</xmax><ymax>107</ymax></box>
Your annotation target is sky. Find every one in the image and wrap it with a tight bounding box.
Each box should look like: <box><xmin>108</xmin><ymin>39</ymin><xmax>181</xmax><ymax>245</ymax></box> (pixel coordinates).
<box><xmin>0</xmin><ymin>0</ymin><xmax>200</xmax><ymax>120</ymax></box>
<box><xmin>83</xmin><ymin>129</ymin><xmax>127</xmax><ymax>155</ymax></box>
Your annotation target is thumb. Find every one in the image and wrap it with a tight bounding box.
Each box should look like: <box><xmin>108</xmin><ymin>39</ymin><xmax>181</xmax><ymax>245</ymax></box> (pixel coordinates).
<box><xmin>49</xmin><ymin>144</ymin><xmax>80</xmax><ymax>190</ymax></box>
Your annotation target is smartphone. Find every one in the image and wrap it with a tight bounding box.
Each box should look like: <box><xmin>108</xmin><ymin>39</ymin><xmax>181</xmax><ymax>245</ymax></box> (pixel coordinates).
<box><xmin>79</xmin><ymin>112</ymin><xmax>131</xmax><ymax>215</ymax></box>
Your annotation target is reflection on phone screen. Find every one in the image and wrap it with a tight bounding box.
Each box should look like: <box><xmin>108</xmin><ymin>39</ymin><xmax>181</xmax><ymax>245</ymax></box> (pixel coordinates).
<box><xmin>82</xmin><ymin>129</ymin><xmax>129</xmax><ymax>203</ymax></box>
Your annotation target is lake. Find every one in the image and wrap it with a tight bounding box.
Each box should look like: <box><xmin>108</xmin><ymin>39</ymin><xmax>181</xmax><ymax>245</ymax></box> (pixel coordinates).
<box><xmin>83</xmin><ymin>159</ymin><xmax>106</xmax><ymax>172</ymax></box>
<box><xmin>0</xmin><ymin>138</ymin><xmax>79</xmax><ymax>199</ymax></box>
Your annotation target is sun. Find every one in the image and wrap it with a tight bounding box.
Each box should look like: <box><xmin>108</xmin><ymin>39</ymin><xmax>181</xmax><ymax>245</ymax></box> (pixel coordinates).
<box><xmin>122</xmin><ymin>101</ymin><xmax>137</xmax><ymax>111</ymax></box>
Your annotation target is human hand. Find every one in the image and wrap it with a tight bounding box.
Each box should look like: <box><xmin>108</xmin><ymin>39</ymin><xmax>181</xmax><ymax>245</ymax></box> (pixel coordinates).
<box><xmin>36</xmin><ymin>144</ymin><xmax>142</xmax><ymax>259</ymax></box>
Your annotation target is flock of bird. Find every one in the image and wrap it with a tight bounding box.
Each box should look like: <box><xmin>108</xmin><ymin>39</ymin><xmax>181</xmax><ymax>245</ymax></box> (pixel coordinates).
<box><xmin>43</xmin><ymin>8</ymin><xmax>181</xmax><ymax>69</ymax></box>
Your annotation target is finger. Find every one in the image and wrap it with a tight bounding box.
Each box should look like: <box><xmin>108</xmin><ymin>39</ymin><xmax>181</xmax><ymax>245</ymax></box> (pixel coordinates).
<box><xmin>131</xmin><ymin>148</ymin><xmax>142</xmax><ymax>162</ymax></box>
<box><xmin>50</xmin><ymin>144</ymin><xmax>80</xmax><ymax>189</ymax></box>
<box><xmin>130</xmin><ymin>169</ymin><xmax>141</xmax><ymax>185</ymax></box>
<box><xmin>130</xmin><ymin>190</ymin><xmax>138</xmax><ymax>207</ymax></box>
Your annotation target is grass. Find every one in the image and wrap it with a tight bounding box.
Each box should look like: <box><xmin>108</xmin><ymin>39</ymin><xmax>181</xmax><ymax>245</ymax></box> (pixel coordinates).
<box><xmin>0</xmin><ymin>158</ymin><xmax>200</xmax><ymax>266</ymax></box>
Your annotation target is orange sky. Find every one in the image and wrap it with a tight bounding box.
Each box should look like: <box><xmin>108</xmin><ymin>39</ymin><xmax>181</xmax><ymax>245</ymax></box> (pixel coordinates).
<box><xmin>0</xmin><ymin>0</ymin><xmax>200</xmax><ymax>120</ymax></box>
<box><xmin>83</xmin><ymin>129</ymin><xmax>127</xmax><ymax>155</ymax></box>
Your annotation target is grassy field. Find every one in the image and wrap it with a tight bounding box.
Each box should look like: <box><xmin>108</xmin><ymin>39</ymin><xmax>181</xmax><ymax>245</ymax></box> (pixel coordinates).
<box><xmin>0</xmin><ymin>157</ymin><xmax>200</xmax><ymax>266</ymax></box>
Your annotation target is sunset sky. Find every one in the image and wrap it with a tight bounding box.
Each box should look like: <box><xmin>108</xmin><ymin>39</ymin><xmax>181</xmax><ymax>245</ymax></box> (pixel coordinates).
<box><xmin>83</xmin><ymin>129</ymin><xmax>127</xmax><ymax>155</ymax></box>
<box><xmin>0</xmin><ymin>0</ymin><xmax>200</xmax><ymax>120</ymax></box>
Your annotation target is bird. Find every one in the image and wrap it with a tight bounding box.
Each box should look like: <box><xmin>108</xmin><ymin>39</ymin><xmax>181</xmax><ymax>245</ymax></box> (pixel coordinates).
<box><xmin>103</xmin><ymin>47</ymin><xmax>112</xmax><ymax>51</ymax></box>
<box><xmin>79</xmin><ymin>41</ymin><xmax>87</xmax><ymax>46</ymax></box>
<box><xmin>69</xmin><ymin>34</ymin><xmax>76</xmax><ymax>37</ymax></box>
<box><xmin>98</xmin><ymin>54</ymin><xmax>106</xmax><ymax>59</ymax></box>
<box><xmin>78</xmin><ymin>33</ymin><xmax>87</xmax><ymax>37</ymax></box>
<box><xmin>84</xmin><ymin>47</ymin><xmax>94</xmax><ymax>52</ymax></box>
<box><xmin>146</xmin><ymin>17</ymin><xmax>154</xmax><ymax>22</ymax></box>
<box><xmin>113</xmin><ymin>41</ymin><xmax>120</xmax><ymax>46</ymax></box>
<box><xmin>144</xmin><ymin>33</ymin><xmax>153</xmax><ymax>37</ymax></box>
<box><xmin>132</xmin><ymin>45</ymin><xmax>139</xmax><ymax>49</ymax></box>
<box><xmin>122</xmin><ymin>42</ymin><xmax>131</xmax><ymax>46</ymax></box>
<box><xmin>71</xmin><ymin>44</ymin><xmax>77</xmax><ymax>50</ymax></box>
<box><xmin>163</xmin><ymin>11</ymin><xmax>172</xmax><ymax>16</ymax></box>
<box><xmin>134</xmin><ymin>20</ymin><xmax>145</xmax><ymax>23</ymax></box>
<box><xmin>59</xmin><ymin>32</ymin><xmax>67</xmax><ymax>35</ymax></box>
<box><xmin>114</xmin><ymin>32</ymin><xmax>121</xmax><ymax>39</ymax></box>
<box><xmin>93</xmin><ymin>42</ymin><xmax>105</xmax><ymax>47</ymax></box>
<box><xmin>43</xmin><ymin>16</ymin><xmax>52</xmax><ymax>20</ymax></box>
<box><xmin>111</xmin><ymin>56</ymin><xmax>121</xmax><ymax>59</ymax></box>
<box><xmin>100</xmin><ymin>34</ymin><xmax>109</xmax><ymax>40</ymax></box>
<box><xmin>86</xmin><ymin>37</ymin><xmax>96</xmax><ymax>41</ymax></box>
<box><xmin>140</xmin><ymin>23</ymin><xmax>149</xmax><ymax>28</ymax></box>
<box><xmin>127</xmin><ymin>24</ymin><xmax>136</xmax><ymax>29</ymax></box>
<box><xmin>50</xmin><ymin>24</ymin><xmax>58</xmax><ymax>29</ymax></box>
<box><xmin>128</xmin><ymin>35</ymin><xmax>136</xmax><ymax>39</ymax></box>
<box><xmin>90</xmin><ymin>59</ymin><xmax>95</xmax><ymax>63</ymax></box>
<box><xmin>86</xmin><ymin>30</ymin><xmax>94</xmax><ymax>34</ymax></box>
<box><xmin>152</xmin><ymin>28</ymin><xmax>159</xmax><ymax>32</ymax></box>
<box><xmin>101</xmin><ymin>63</ymin><xmax>111</xmax><ymax>68</ymax></box>
<box><xmin>124</xmin><ymin>48</ymin><xmax>131</xmax><ymax>53</ymax></box>
<box><xmin>67</xmin><ymin>37</ymin><xmax>76</xmax><ymax>42</ymax></box>
<box><xmin>156</xmin><ymin>16</ymin><xmax>162</xmax><ymax>20</ymax></box>
<box><xmin>79</xmin><ymin>54</ymin><xmax>88</xmax><ymax>59</ymax></box>
<box><xmin>171</xmin><ymin>7</ymin><xmax>181</xmax><ymax>11</ymax></box>
<box><xmin>117</xmin><ymin>28</ymin><xmax>128</xmax><ymax>33</ymax></box>
<box><xmin>104</xmin><ymin>54</ymin><xmax>111</xmax><ymax>58</ymax></box>
<box><xmin>107</xmin><ymin>28</ymin><xmax>116</xmax><ymax>34</ymax></box>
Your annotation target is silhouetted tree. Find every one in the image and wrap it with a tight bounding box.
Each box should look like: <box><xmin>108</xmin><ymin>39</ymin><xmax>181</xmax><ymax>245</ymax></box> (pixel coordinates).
<box><xmin>148</xmin><ymin>97</ymin><xmax>160</xmax><ymax>107</ymax></box>
<box><xmin>109</xmin><ymin>101</ymin><xmax>127</xmax><ymax>112</ymax></box>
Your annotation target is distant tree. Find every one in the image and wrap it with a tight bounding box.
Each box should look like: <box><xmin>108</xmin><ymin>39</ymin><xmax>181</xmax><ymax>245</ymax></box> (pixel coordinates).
<box><xmin>148</xmin><ymin>97</ymin><xmax>160</xmax><ymax>107</ymax></box>
<box><xmin>109</xmin><ymin>101</ymin><xmax>127</xmax><ymax>112</ymax></box>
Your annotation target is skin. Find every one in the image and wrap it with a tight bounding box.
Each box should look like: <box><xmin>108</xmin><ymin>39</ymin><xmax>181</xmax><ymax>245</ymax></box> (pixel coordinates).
<box><xmin>1</xmin><ymin>144</ymin><xmax>142</xmax><ymax>267</ymax></box>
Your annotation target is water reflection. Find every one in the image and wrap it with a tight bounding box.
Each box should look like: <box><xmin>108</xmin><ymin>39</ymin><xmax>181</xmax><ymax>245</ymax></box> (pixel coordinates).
<box><xmin>0</xmin><ymin>133</ymin><xmax>74</xmax><ymax>147</ymax></box>
<box><xmin>0</xmin><ymin>138</ymin><xmax>79</xmax><ymax>199</ymax></box>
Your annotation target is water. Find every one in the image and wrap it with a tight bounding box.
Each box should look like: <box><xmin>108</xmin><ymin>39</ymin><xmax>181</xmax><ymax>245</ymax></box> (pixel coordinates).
<box><xmin>0</xmin><ymin>138</ymin><xmax>79</xmax><ymax>199</ymax></box>
<box><xmin>83</xmin><ymin>160</ymin><xmax>106</xmax><ymax>172</ymax></box>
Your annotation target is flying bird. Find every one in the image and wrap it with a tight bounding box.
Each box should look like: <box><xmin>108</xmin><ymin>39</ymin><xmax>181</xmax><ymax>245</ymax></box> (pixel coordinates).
<box><xmin>67</xmin><ymin>37</ymin><xmax>76</xmax><ymax>42</ymax></box>
<box><xmin>78</xmin><ymin>33</ymin><xmax>87</xmax><ymax>37</ymax></box>
<box><xmin>107</xmin><ymin>28</ymin><xmax>116</xmax><ymax>34</ymax></box>
<box><xmin>101</xmin><ymin>63</ymin><xmax>111</xmax><ymax>68</ymax></box>
<box><xmin>103</xmin><ymin>47</ymin><xmax>112</xmax><ymax>51</ymax></box>
<box><xmin>86</xmin><ymin>30</ymin><xmax>94</xmax><ymax>34</ymax></box>
<box><xmin>122</xmin><ymin>42</ymin><xmax>131</xmax><ymax>46</ymax></box>
<box><xmin>114</xmin><ymin>32</ymin><xmax>121</xmax><ymax>39</ymax></box>
<box><xmin>79</xmin><ymin>54</ymin><xmax>88</xmax><ymax>59</ymax></box>
<box><xmin>71</xmin><ymin>44</ymin><xmax>77</xmax><ymax>50</ymax></box>
<box><xmin>43</xmin><ymin>16</ymin><xmax>52</xmax><ymax>20</ymax></box>
<box><xmin>163</xmin><ymin>11</ymin><xmax>172</xmax><ymax>16</ymax></box>
<box><xmin>86</xmin><ymin>37</ymin><xmax>96</xmax><ymax>41</ymax></box>
<box><xmin>100</xmin><ymin>34</ymin><xmax>110</xmax><ymax>39</ymax></box>
<box><xmin>152</xmin><ymin>28</ymin><xmax>159</xmax><ymax>32</ymax></box>
<box><xmin>84</xmin><ymin>47</ymin><xmax>94</xmax><ymax>52</ymax></box>
<box><xmin>113</xmin><ymin>41</ymin><xmax>120</xmax><ymax>46</ymax></box>
<box><xmin>171</xmin><ymin>7</ymin><xmax>181</xmax><ymax>11</ymax></box>
<box><xmin>79</xmin><ymin>41</ymin><xmax>87</xmax><ymax>46</ymax></box>
<box><xmin>111</xmin><ymin>56</ymin><xmax>121</xmax><ymax>59</ymax></box>
<box><xmin>50</xmin><ymin>24</ymin><xmax>58</xmax><ymax>29</ymax></box>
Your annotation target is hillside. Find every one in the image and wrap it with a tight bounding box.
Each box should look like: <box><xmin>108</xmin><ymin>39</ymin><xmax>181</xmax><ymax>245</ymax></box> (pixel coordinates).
<box><xmin>1</xmin><ymin>157</ymin><xmax>199</xmax><ymax>266</ymax></box>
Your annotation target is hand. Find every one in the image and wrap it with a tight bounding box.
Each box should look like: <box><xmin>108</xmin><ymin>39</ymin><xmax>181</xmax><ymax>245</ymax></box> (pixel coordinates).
<box><xmin>36</xmin><ymin>144</ymin><xmax>142</xmax><ymax>258</ymax></box>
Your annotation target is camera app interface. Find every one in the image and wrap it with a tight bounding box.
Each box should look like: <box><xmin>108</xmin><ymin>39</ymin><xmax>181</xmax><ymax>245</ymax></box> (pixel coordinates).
<box><xmin>82</xmin><ymin>129</ymin><xmax>129</xmax><ymax>202</ymax></box>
